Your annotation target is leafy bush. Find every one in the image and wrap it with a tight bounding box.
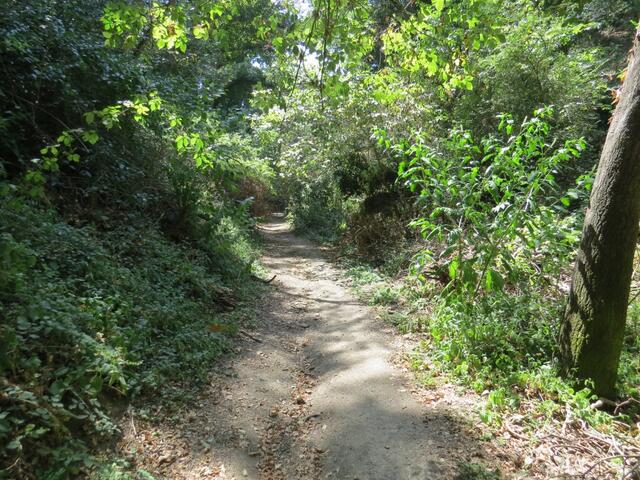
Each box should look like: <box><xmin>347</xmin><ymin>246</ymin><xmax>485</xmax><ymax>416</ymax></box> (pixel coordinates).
<box><xmin>0</xmin><ymin>197</ymin><xmax>260</xmax><ymax>478</ymax></box>
<box><xmin>456</xmin><ymin>7</ymin><xmax>610</xmax><ymax>160</ymax></box>
<box><xmin>416</xmin><ymin>293</ymin><xmax>559</xmax><ymax>389</ymax></box>
<box><xmin>370</xmin><ymin>285</ymin><xmax>402</xmax><ymax>306</ymax></box>
<box><xmin>380</xmin><ymin>107</ymin><xmax>587</xmax><ymax>294</ymax></box>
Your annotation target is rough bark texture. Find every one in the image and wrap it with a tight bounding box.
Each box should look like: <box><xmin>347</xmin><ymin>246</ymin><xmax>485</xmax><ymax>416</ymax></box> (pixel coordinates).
<box><xmin>559</xmin><ymin>28</ymin><xmax>640</xmax><ymax>398</ymax></box>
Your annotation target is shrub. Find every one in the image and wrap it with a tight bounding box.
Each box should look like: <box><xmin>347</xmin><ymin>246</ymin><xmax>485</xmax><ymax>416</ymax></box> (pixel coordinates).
<box><xmin>0</xmin><ymin>196</ymin><xmax>260</xmax><ymax>477</ymax></box>
<box><xmin>380</xmin><ymin>107</ymin><xmax>587</xmax><ymax>294</ymax></box>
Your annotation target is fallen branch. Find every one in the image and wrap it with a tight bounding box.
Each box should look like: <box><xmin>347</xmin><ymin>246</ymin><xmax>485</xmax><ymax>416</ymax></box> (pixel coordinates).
<box><xmin>590</xmin><ymin>397</ymin><xmax>617</xmax><ymax>410</ymax></box>
<box><xmin>504</xmin><ymin>423</ymin><xmax>528</xmax><ymax>441</ymax></box>
<box><xmin>614</xmin><ymin>397</ymin><xmax>640</xmax><ymax>415</ymax></box>
<box><xmin>252</xmin><ymin>274</ymin><xmax>277</xmax><ymax>284</ymax></box>
<box><xmin>239</xmin><ymin>329</ymin><xmax>263</xmax><ymax>343</ymax></box>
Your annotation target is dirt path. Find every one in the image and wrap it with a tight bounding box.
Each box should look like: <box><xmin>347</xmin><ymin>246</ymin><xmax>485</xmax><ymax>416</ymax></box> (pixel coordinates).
<box><xmin>120</xmin><ymin>216</ymin><xmax>496</xmax><ymax>479</ymax></box>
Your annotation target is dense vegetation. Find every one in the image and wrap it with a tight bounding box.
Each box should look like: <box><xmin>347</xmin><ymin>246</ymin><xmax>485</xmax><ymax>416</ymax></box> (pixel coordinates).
<box><xmin>0</xmin><ymin>0</ymin><xmax>278</xmax><ymax>477</ymax></box>
<box><xmin>2</xmin><ymin>0</ymin><xmax>640</xmax><ymax>478</ymax></box>
<box><xmin>260</xmin><ymin>0</ymin><xmax>640</xmax><ymax>398</ymax></box>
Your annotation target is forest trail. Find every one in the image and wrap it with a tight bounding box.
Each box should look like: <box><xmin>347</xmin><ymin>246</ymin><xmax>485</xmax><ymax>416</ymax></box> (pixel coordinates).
<box><xmin>207</xmin><ymin>215</ymin><xmax>489</xmax><ymax>480</ymax></box>
<box><xmin>126</xmin><ymin>215</ymin><xmax>493</xmax><ymax>479</ymax></box>
<box><xmin>247</xmin><ymin>215</ymin><xmax>449</xmax><ymax>479</ymax></box>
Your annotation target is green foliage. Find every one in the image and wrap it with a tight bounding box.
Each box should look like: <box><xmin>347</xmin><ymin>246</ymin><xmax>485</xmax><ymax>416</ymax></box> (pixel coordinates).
<box><xmin>381</xmin><ymin>285</ymin><xmax>623</xmax><ymax>432</ymax></box>
<box><xmin>619</xmin><ymin>299</ymin><xmax>640</xmax><ymax>399</ymax></box>
<box><xmin>419</xmin><ymin>293</ymin><xmax>559</xmax><ymax>389</ymax></box>
<box><xmin>370</xmin><ymin>285</ymin><xmax>402</xmax><ymax>306</ymax></box>
<box><xmin>382</xmin><ymin>0</ymin><xmax>503</xmax><ymax>93</ymax></box>
<box><xmin>24</xmin><ymin>92</ymin><xmax>163</xmax><ymax>197</ymax></box>
<box><xmin>0</xmin><ymin>0</ymin><xmax>277</xmax><ymax>477</ymax></box>
<box><xmin>384</xmin><ymin>107</ymin><xmax>586</xmax><ymax>293</ymax></box>
<box><xmin>3</xmin><ymin>0</ymin><xmax>640</xmax><ymax>475</ymax></box>
<box><xmin>101</xmin><ymin>0</ymin><xmax>262</xmax><ymax>54</ymax></box>
<box><xmin>455</xmin><ymin>6</ymin><xmax>610</xmax><ymax>168</ymax></box>
<box><xmin>92</xmin><ymin>460</ymin><xmax>157</xmax><ymax>480</ymax></box>
<box><xmin>401</xmin><ymin>286</ymin><xmax>632</xmax><ymax>430</ymax></box>
<box><xmin>0</xmin><ymin>196</ymin><xmax>261</xmax><ymax>477</ymax></box>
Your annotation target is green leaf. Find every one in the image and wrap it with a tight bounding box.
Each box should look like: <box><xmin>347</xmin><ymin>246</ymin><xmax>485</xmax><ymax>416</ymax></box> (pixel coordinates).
<box><xmin>84</xmin><ymin>111</ymin><xmax>96</xmax><ymax>125</ymax></box>
<box><xmin>193</xmin><ymin>23</ymin><xmax>210</xmax><ymax>40</ymax></box>
<box><xmin>485</xmin><ymin>269</ymin><xmax>504</xmax><ymax>291</ymax></box>
<box><xmin>448</xmin><ymin>259</ymin><xmax>459</xmax><ymax>280</ymax></box>
<box><xmin>82</xmin><ymin>131</ymin><xmax>100</xmax><ymax>145</ymax></box>
<box><xmin>7</xmin><ymin>438</ymin><xmax>22</xmax><ymax>450</ymax></box>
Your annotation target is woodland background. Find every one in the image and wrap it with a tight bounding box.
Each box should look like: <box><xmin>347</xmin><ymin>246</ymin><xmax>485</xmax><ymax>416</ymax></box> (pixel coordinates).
<box><xmin>2</xmin><ymin>0</ymin><xmax>640</xmax><ymax>478</ymax></box>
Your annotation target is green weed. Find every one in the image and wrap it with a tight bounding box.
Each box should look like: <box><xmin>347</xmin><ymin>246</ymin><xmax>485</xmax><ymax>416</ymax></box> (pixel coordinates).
<box><xmin>370</xmin><ymin>285</ymin><xmax>403</xmax><ymax>306</ymax></box>
<box><xmin>455</xmin><ymin>461</ymin><xmax>502</xmax><ymax>480</ymax></box>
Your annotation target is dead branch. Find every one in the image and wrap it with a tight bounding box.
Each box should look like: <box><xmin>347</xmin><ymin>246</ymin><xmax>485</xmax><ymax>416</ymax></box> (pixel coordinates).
<box><xmin>239</xmin><ymin>329</ymin><xmax>263</xmax><ymax>343</ymax></box>
<box><xmin>252</xmin><ymin>274</ymin><xmax>277</xmax><ymax>284</ymax></box>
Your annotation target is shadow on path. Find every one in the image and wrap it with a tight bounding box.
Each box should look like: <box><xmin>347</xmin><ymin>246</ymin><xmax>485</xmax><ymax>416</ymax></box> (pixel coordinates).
<box><xmin>140</xmin><ymin>215</ymin><xmax>500</xmax><ymax>480</ymax></box>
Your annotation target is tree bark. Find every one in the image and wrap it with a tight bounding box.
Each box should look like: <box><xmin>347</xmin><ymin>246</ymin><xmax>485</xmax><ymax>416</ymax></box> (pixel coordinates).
<box><xmin>559</xmin><ymin>27</ymin><xmax>640</xmax><ymax>398</ymax></box>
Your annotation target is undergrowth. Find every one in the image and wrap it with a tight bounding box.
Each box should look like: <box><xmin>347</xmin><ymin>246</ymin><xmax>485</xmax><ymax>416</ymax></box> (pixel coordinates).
<box><xmin>342</xmin><ymin>258</ymin><xmax>640</xmax><ymax>434</ymax></box>
<box><xmin>0</xmin><ymin>196</ymin><xmax>263</xmax><ymax>479</ymax></box>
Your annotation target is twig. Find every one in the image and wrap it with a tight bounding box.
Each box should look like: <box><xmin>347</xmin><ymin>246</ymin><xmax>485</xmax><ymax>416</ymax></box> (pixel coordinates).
<box><xmin>590</xmin><ymin>397</ymin><xmax>618</xmax><ymax>410</ymax></box>
<box><xmin>1</xmin><ymin>457</ymin><xmax>20</xmax><ymax>472</ymax></box>
<box><xmin>239</xmin><ymin>329</ymin><xmax>263</xmax><ymax>343</ymax></box>
<box><xmin>504</xmin><ymin>423</ymin><xmax>528</xmax><ymax>441</ymax></box>
<box><xmin>13</xmin><ymin>94</ymin><xmax>90</xmax><ymax>152</ymax></box>
<box><xmin>624</xmin><ymin>461</ymin><xmax>640</xmax><ymax>479</ymax></box>
<box><xmin>128</xmin><ymin>407</ymin><xmax>137</xmax><ymax>437</ymax></box>
<box><xmin>614</xmin><ymin>398</ymin><xmax>640</xmax><ymax>415</ymax></box>
<box><xmin>252</xmin><ymin>274</ymin><xmax>277</xmax><ymax>284</ymax></box>
<box><xmin>582</xmin><ymin>454</ymin><xmax>640</xmax><ymax>478</ymax></box>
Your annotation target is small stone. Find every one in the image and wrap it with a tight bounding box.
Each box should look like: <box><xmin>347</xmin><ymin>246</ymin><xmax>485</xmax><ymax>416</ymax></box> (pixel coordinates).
<box><xmin>295</xmin><ymin>395</ymin><xmax>306</xmax><ymax>405</ymax></box>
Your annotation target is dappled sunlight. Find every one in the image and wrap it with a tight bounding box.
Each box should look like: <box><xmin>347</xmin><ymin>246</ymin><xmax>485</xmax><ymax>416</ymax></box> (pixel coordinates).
<box><xmin>5</xmin><ymin>0</ymin><xmax>635</xmax><ymax>477</ymax></box>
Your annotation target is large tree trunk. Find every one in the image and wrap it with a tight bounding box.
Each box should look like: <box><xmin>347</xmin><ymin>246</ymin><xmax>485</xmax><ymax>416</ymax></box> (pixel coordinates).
<box><xmin>559</xmin><ymin>28</ymin><xmax>640</xmax><ymax>398</ymax></box>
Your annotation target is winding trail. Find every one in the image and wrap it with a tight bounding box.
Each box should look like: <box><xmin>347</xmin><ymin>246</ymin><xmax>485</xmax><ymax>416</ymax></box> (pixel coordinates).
<box><xmin>129</xmin><ymin>216</ymin><xmax>494</xmax><ymax>479</ymax></box>
<box><xmin>257</xmin><ymin>216</ymin><xmax>447</xmax><ymax>479</ymax></box>
<box><xmin>210</xmin><ymin>215</ymin><xmax>487</xmax><ymax>480</ymax></box>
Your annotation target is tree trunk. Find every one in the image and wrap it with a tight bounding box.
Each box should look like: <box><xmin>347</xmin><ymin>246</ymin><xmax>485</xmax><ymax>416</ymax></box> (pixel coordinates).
<box><xmin>559</xmin><ymin>28</ymin><xmax>640</xmax><ymax>398</ymax></box>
